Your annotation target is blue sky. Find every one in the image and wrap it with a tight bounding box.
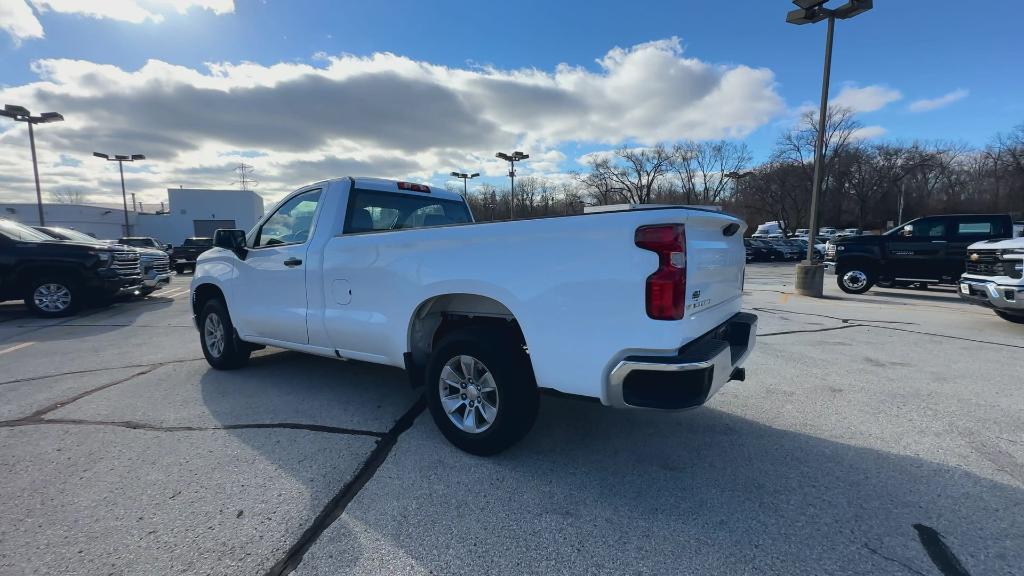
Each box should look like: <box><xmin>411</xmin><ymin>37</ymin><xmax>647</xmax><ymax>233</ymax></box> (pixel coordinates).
<box><xmin>0</xmin><ymin>0</ymin><xmax>1020</xmax><ymax>204</ymax></box>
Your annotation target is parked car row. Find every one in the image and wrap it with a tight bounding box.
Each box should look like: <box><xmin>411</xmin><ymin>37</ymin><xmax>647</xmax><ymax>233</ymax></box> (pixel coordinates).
<box><xmin>744</xmin><ymin>237</ymin><xmax>824</xmax><ymax>262</ymax></box>
<box><xmin>0</xmin><ymin>218</ymin><xmax>200</xmax><ymax>317</ymax></box>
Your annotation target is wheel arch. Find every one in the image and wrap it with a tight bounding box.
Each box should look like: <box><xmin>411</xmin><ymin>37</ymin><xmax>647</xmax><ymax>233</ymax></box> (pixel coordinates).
<box><xmin>406</xmin><ymin>293</ymin><xmax>528</xmax><ymax>387</ymax></box>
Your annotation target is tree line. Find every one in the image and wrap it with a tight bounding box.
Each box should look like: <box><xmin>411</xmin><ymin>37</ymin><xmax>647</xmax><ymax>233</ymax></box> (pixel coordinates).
<box><xmin>456</xmin><ymin>110</ymin><xmax>1024</xmax><ymax>232</ymax></box>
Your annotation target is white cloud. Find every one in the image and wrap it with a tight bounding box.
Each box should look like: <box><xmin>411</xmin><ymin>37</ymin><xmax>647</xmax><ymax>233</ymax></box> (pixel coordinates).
<box><xmin>908</xmin><ymin>88</ymin><xmax>968</xmax><ymax>112</ymax></box>
<box><xmin>0</xmin><ymin>0</ymin><xmax>44</xmax><ymax>45</ymax></box>
<box><xmin>831</xmin><ymin>84</ymin><xmax>902</xmax><ymax>113</ymax></box>
<box><xmin>0</xmin><ymin>39</ymin><xmax>783</xmax><ymax>206</ymax></box>
<box><xmin>0</xmin><ymin>0</ymin><xmax>233</xmax><ymax>43</ymax></box>
<box><xmin>850</xmin><ymin>125</ymin><xmax>887</xmax><ymax>141</ymax></box>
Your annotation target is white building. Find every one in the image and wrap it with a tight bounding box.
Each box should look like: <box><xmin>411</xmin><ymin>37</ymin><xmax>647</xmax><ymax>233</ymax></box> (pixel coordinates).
<box><xmin>0</xmin><ymin>188</ymin><xmax>264</xmax><ymax>245</ymax></box>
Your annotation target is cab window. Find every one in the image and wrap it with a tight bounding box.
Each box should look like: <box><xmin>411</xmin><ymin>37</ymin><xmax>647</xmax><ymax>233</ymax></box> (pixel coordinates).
<box><xmin>955</xmin><ymin>218</ymin><xmax>1005</xmax><ymax>237</ymax></box>
<box><xmin>254</xmin><ymin>188</ymin><xmax>322</xmax><ymax>247</ymax></box>
<box><xmin>344</xmin><ymin>189</ymin><xmax>472</xmax><ymax>233</ymax></box>
<box><xmin>901</xmin><ymin>218</ymin><xmax>946</xmax><ymax>238</ymax></box>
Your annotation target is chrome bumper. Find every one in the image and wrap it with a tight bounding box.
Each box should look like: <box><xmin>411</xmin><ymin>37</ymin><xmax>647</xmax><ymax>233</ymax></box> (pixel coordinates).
<box><xmin>606</xmin><ymin>312</ymin><xmax>757</xmax><ymax>410</ymax></box>
<box><xmin>958</xmin><ymin>278</ymin><xmax>1024</xmax><ymax>310</ymax></box>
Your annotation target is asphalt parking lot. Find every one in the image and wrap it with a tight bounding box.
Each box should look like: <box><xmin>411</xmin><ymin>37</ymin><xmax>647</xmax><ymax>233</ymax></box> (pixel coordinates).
<box><xmin>1</xmin><ymin>265</ymin><xmax>1022</xmax><ymax>576</ymax></box>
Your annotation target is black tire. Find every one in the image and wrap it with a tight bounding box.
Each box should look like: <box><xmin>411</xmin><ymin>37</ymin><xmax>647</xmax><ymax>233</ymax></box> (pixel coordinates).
<box><xmin>23</xmin><ymin>276</ymin><xmax>80</xmax><ymax>318</ymax></box>
<box><xmin>174</xmin><ymin>264</ymin><xmax>186</xmax><ymax>274</ymax></box>
<box><xmin>837</xmin><ymin>265</ymin><xmax>875</xmax><ymax>294</ymax></box>
<box><xmin>137</xmin><ymin>287</ymin><xmax>156</xmax><ymax>297</ymax></box>
<box><xmin>994</xmin><ymin>310</ymin><xmax>1024</xmax><ymax>324</ymax></box>
<box><xmin>426</xmin><ymin>327</ymin><xmax>539</xmax><ymax>456</ymax></box>
<box><xmin>199</xmin><ymin>299</ymin><xmax>250</xmax><ymax>369</ymax></box>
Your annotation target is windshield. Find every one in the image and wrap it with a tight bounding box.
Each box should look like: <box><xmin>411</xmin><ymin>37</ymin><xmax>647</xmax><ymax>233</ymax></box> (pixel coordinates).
<box><xmin>50</xmin><ymin>227</ymin><xmax>101</xmax><ymax>243</ymax></box>
<box><xmin>883</xmin><ymin>219</ymin><xmax>918</xmax><ymax>236</ymax></box>
<box><xmin>121</xmin><ymin>238</ymin><xmax>157</xmax><ymax>247</ymax></box>
<box><xmin>0</xmin><ymin>219</ymin><xmax>54</xmax><ymax>242</ymax></box>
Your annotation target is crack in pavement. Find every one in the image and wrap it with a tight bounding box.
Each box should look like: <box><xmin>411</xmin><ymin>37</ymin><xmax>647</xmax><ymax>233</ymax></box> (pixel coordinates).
<box><xmin>913</xmin><ymin>524</ymin><xmax>972</xmax><ymax>576</ymax></box>
<box><xmin>0</xmin><ymin>417</ymin><xmax>387</xmax><ymax>438</ymax></box>
<box><xmin>759</xmin><ymin>324</ymin><xmax>865</xmax><ymax>337</ymax></box>
<box><xmin>752</xmin><ymin>306</ymin><xmax>917</xmax><ymax>325</ymax></box>
<box><xmin>21</xmin><ymin>366</ymin><xmax>162</xmax><ymax>419</ymax></box>
<box><xmin>752</xmin><ymin>306</ymin><xmax>1024</xmax><ymax>349</ymax></box>
<box><xmin>263</xmin><ymin>395</ymin><xmax>427</xmax><ymax>576</ymax></box>
<box><xmin>863</xmin><ymin>543</ymin><xmax>930</xmax><ymax>576</ymax></box>
<box><xmin>0</xmin><ymin>358</ymin><xmax>205</xmax><ymax>387</ymax></box>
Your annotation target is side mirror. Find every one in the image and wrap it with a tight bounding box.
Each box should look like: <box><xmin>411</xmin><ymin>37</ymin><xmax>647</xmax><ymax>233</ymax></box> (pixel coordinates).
<box><xmin>901</xmin><ymin>225</ymin><xmax>913</xmax><ymax>237</ymax></box>
<box><xmin>214</xmin><ymin>229</ymin><xmax>247</xmax><ymax>258</ymax></box>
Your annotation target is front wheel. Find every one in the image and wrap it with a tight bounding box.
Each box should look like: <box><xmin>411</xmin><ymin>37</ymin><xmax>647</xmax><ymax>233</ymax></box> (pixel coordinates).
<box><xmin>837</xmin><ymin>266</ymin><xmax>875</xmax><ymax>294</ymax></box>
<box><xmin>426</xmin><ymin>327</ymin><xmax>539</xmax><ymax>456</ymax></box>
<box><xmin>199</xmin><ymin>299</ymin><xmax>250</xmax><ymax>369</ymax></box>
<box><xmin>995</xmin><ymin>310</ymin><xmax>1024</xmax><ymax>324</ymax></box>
<box><xmin>24</xmin><ymin>277</ymin><xmax>80</xmax><ymax>318</ymax></box>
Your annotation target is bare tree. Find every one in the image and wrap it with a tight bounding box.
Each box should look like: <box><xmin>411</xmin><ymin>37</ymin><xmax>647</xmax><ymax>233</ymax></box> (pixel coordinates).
<box><xmin>585</xmin><ymin>145</ymin><xmax>675</xmax><ymax>204</ymax></box>
<box><xmin>672</xmin><ymin>140</ymin><xmax>753</xmax><ymax>205</ymax></box>
<box><xmin>49</xmin><ymin>188</ymin><xmax>87</xmax><ymax>204</ymax></box>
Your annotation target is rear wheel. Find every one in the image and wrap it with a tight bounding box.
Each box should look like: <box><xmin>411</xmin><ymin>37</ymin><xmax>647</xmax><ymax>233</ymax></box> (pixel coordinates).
<box><xmin>994</xmin><ymin>310</ymin><xmax>1024</xmax><ymax>324</ymax></box>
<box><xmin>24</xmin><ymin>277</ymin><xmax>80</xmax><ymax>318</ymax></box>
<box><xmin>199</xmin><ymin>299</ymin><xmax>250</xmax><ymax>369</ymax></box>
<box><xmin>426</xmin><ymin>327</ymin><xmax>539</xmax><ymax>456</ymax></box>
<box><xmin>174</xmin><ymin>264</ymin><xmax>186</xmax><ymax>274</ymax></box>
<box><xmin>837</xmin><ymin>266</ymin><xmax>875</xmax><ymax>294</ymax></box>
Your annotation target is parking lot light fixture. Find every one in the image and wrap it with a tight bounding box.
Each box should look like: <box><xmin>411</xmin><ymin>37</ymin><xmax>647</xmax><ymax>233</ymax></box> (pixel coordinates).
<box><xmin>496</xmin><ymin>151</ymin><xmax>529</xmax><ymax>220</ymax></box>
<box><xmin>787</xmin><ymin>0</ymin><xmax>872</xmax><ymax>297</ymax></box>
<box><xmin>449</xmin><ymin>171</ymin><xmax>480</xmax><ymax>196</ymax></box>
<box><xmin>94</xmin><ymin>151</ymin><xmax>146</xmax><ymax>236</ymax></box>
<box><xmin>1</xmin><ymin>104</ymin><xmax>65</xmax><ymax>226</ymax></box>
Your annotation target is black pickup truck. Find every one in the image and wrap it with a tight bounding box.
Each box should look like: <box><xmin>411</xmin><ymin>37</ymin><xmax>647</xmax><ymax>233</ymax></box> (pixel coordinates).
<box><xmin>825</xmin><ymin>214</ymin><xmax>1014</xmax><ymax>294</ymax></box>
<box><xmin>0</xmin><ymin>219</ymin><xmax>142</xmax><ymax>317</ymax></box>
<box><xmin>172</xmin><ymin>237</ymin><xmax>213</xmax><ymax>273</ymax></box>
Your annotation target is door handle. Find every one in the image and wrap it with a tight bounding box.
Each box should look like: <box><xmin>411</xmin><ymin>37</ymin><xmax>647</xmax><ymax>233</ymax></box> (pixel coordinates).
<box><xmin>283</xmin><ymin>257</ymin><xmax>303</xmax><ymax>267</ymax></box>
<box><xmin>930</xmin><ymin>240</ymin><xmax>947</xmax><ymax>243</ymax></box>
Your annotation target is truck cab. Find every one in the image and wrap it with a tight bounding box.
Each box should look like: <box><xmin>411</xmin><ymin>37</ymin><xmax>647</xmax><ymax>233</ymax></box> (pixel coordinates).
<box><xmin>826</xmin><ymin>214</ymin><xmax>1014</xmax><ymax>294</ymax></box>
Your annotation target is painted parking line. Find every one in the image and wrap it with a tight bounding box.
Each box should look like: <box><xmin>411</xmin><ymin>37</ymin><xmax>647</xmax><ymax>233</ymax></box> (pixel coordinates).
<box><xmin>159</xmin><ymin>288</ymin><xmax>191</xmax><ymax>299</ymax></box>
<box><xmin>0</xmin><ymin>342</ymin><xmax>35</xmax><ymax>356</ymax></box>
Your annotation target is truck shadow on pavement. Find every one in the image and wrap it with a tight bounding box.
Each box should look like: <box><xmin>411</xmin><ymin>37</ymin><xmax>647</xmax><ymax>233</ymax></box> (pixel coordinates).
<box><xmin>194</xmin><ymin>352</ymin><xmax>1022</xmax><ymax>575</ymax></box>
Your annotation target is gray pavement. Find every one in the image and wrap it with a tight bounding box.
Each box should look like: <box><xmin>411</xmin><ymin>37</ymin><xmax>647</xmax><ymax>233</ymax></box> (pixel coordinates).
<box><xmin>1</xmin><ymin>265</ymin><xmax>1022</xmax><ymax>575</ymax></box>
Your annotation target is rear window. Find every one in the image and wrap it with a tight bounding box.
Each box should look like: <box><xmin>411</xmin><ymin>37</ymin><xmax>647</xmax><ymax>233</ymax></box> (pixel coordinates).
<box><xmin>344</xmin><ymin>189</ymin><xmax>472</xmax><ymax>234</ymax></box>
<box><xmin>184</xmin><ymin>238</ymin><xmax>212</xmax><ymax>246</ymax></box>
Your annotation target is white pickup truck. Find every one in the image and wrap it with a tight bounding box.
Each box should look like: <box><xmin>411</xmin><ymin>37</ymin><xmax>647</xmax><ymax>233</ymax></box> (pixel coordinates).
<box><xmin>190</xmin><ymin>177</ymin><xmax>756</xmax><ymax>454</ymax></box>
<box><xmin>959</xmin><ymin>237</ymin><xmax>1024</xmax><ymax>324</ymax></box>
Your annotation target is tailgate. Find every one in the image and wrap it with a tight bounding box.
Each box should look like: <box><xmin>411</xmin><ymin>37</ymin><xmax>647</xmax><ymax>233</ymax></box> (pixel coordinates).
<box><xmin>685</xmin><ymin>212</ymin><xmax>745</xmax><ymax>316</ymax></box>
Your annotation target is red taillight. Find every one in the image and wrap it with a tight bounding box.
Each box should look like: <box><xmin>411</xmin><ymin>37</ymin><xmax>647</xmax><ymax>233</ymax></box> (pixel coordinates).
<box><xmin>635</xmin><ymin>224</ymin><xmax>686</xmax><ymax>320</ymax></box>
<box><xmin>397</xmin><ymin>181</ymin><xmax>431</xmax><ymax>193</ymax></box>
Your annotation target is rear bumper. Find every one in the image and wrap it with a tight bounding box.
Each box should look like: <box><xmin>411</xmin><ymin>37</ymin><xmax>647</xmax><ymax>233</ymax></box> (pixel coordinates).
<box><xmin>606</xmin><ymin>312</ymin><xmax>757</xmax><ymax>409</ymax></box>
<box><xmin>958</xmin><ymin>278</ymin><xmax>1024</xmax><ymax>310</ymax></box>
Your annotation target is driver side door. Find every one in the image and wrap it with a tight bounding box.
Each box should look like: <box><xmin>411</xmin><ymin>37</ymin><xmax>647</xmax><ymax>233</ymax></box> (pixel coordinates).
<box><xmin>885</xmin><ymin>216</ymin><xmax>949</xmax><ymax>281</ymax></box>
<box><xmin>233</xmin><ymin>187</ymin><xmax>322</xmax><ymax>344</ymax></box>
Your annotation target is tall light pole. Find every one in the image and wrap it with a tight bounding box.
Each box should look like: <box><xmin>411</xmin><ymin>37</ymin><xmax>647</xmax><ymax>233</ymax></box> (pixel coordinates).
<box><xmin>449</xmin><ymin>171</ymin><xmax>480</xmax><ymax>196</ymax></box>
<box><xmin>94</xmin><ymin>152</ymin><xmax>145</xmax><ymax>236</ymax></box>
<box><xmin>0</xmin><ymin>105</ymin><xmax>64</xmax><ymax>226</ymax></box>
<box><xmin>496</xmin><ymin>151</ymin><xmax>529</xmax><ymax>219</ymax></box>
<box><xmin>787</xmin><ymin>0</ymin><xmax>873</xmax><ymax>297</ymax></box>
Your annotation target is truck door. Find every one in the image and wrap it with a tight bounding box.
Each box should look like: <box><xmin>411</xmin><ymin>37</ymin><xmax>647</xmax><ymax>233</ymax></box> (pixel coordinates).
<box><xmin>232</xmin><ymin>188</ymin><xmax>322</xmax><ymax>344</ymax></box>
<box><xmin>884</xmin><ymin>216</ymin><xmax>949</xmax><ymax>281</ymax></box>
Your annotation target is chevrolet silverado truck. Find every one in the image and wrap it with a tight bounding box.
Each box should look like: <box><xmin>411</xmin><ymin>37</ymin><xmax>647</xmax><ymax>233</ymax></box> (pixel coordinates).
<box><xmin>37</xmin><ymin>226</ymin><xmax>171</xmax><ymax>296</ymax></box>
<box><xmin>826</xmin><ymin>214</ymin><xmax>1014</xmax><ymax>294</ymax></box>
<box><xmin>1</xmin><ymin>219</ymin><xmax>142</xmax><ymax>317</ymax></box>
<box><xmin>959</xmin><ymin>237</ymin><xmax>1024</xmax><ymax>324</ymax></box>
<box><xmin>190</xmin><ymin>177</ymin><xmax>756</xmax><ymax>454</ymax></box>
<box><xmin>172</xmin><ymin>237</ymin><xmax>213</xmax><ymax>273</ymax></box>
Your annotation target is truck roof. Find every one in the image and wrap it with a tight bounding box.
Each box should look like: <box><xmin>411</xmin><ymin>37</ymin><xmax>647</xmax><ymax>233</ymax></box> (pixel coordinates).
<box><xmin>323</xmin><ymin>176</ymin><xmax>465</xmax><ymax>203</ymax></box>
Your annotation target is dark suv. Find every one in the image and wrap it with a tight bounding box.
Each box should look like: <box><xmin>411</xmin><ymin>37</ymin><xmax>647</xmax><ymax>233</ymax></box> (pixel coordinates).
<box><xmin>0</xmin><ymin>219</ymin><xmax>142</xmax><ymax>317</ymax></box>
<box><xmin>825</xmin><ymin>214</ymin><xmax>1014</xmax><ymax>294</ymax></box>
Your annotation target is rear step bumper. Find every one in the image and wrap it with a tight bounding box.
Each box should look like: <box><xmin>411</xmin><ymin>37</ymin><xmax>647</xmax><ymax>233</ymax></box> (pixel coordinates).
<box><xmin>606</xmin><ymin>312</ymin><xmax>757</xmax><ymax>410</ymax></box>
